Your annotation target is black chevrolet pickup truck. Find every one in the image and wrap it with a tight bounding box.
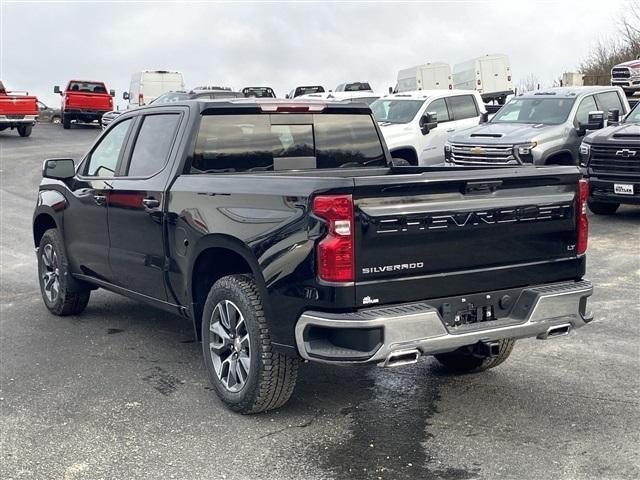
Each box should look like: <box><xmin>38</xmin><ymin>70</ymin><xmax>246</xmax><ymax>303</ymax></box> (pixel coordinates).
<box><xmin>580</xmin><ymin>101</ymin><xmax>640</xmax><ymax>214</ymax></box>
<box><xmin>33</xmin><ymin>99</ymin><xmax>593</xmax><ymax>413</ymax></box>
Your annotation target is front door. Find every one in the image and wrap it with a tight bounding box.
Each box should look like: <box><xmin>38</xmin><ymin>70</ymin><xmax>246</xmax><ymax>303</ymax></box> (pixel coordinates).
<box><xmin>419</xmin><ymin>97</ymin><xmax>452</xmax><ymax>165</ymax></box>
<box><xmin>107</xmin><ymin>112</ymin><xmax>183</xmax><ymax>300</ymax></box>
<box><xmin>65</xmin><ymin>117</ymin><xmax>133</xmax><ymax>281</ymax></box>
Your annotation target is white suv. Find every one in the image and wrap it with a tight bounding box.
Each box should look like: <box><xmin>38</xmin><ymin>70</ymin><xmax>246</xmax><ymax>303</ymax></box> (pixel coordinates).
<box><xmin>371</xmin><ymin>90</ymin><xmax>486</xmax><ymax>165</ymax></box>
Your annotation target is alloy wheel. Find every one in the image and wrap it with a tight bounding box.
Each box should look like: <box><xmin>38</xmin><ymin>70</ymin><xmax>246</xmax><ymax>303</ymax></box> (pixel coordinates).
<box><xmin>209</xmin><ymin>300</ymin><xmax>251</xmax><ymax>392</ymax></box>
<box><xmin>41</xmin><ymin>244</ymin><xmax>60</xmax><ymax>303</ymax></box>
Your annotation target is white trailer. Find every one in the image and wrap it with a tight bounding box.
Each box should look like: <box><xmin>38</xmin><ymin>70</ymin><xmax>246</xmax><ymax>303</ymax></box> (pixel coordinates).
<box><xmin>453</xmin><ymin>54</ymin><xmax>513</xmax><ymax>104</ymax></box>
<box><xmin>124</xmin><ymin>70</ymin><xmax>185</xmax><ymax>107</ymax></box>
<box><xmin>395</xmin><ymin>63</ymin><xmax>452</xmax><ymax>92</ymax></box>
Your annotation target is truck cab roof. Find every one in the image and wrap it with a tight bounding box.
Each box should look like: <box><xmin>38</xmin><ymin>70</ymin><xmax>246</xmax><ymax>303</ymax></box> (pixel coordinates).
<box><xmin>517</xmin><ymin>86</ymin><xmax>624</xmax><ymax>99</ymax></box>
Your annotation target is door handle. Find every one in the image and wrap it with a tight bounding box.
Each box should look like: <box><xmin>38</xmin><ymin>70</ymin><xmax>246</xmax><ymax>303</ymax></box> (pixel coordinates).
<box><xmin>142</xmin><ymin>198</ymin><xmax>160</xmax><ymax>209</ymax></box>
<box><xmin>93</xmin><ymin>194</ymin><xmax>107</xmax><ymax>205</ymax></box>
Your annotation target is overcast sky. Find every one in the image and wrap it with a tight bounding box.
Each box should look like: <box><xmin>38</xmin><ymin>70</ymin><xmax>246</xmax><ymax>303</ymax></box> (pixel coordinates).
<box><xmin>1</xmin><ymin>0</ymin><xmax>627</xmax><ymax>108</ymax></box>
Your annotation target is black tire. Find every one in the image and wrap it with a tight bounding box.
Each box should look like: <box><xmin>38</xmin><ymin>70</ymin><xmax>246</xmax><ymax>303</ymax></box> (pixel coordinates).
<box><xmin>201</xmin><ymin>274</ymin><xmax>299</xmax><ymax>414</ymax></box>
<box><xmin>435</xmin><ymin>339</ymin><xmax>515</xmax><ymax>373</ymax></box>
<box><xmin>587</xmin><ymin>200</ymin><xmax>619</xmax><ymax>215</ymax></box>
<box><xmin>37</xmin><ymin>229</ymin><xmax>90</xmax><ymax>316</ymax></box>
<box><xmin>392</xmin><ymin>158</ymin><xmax>411</xmax><ymax>166</ymax></box>
<box><xmin>17</xmin><ymin>125</ymin><xmax>32</xmax><ymax>137</ymax></box>
<box><xmin>62</xmin><ymin>116</ymin><xmax>71</xmax><ymax>129</ymax></box>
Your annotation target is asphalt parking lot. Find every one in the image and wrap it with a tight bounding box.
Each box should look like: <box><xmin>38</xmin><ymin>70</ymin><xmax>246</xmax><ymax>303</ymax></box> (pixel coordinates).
<box><xmin>1</xmin><ymin>124</ymin><xmax>639</xmax><ymax>480</ymax></box>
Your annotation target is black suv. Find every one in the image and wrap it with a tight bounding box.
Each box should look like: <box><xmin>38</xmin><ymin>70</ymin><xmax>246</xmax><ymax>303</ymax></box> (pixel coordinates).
<box><xmin>580</xmin><ymin>102</ymin><xmax>640</xmax><ymax>214</ymax></box>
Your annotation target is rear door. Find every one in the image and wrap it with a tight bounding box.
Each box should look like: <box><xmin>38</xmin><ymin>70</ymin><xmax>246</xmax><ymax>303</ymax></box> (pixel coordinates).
<box><xmin>352</xmin><ymin>168</ymin><xmax>582</xmax><ymax>306</ymax></box>
<box><xmin>107</xmin><ymin>111</ymin><xmax>184</xmax><ymax>300</ymax></box>
<box><xmin>447</xmin><ymin>94</ymin><xmax>481</xmax><ymax>132</ymax></box>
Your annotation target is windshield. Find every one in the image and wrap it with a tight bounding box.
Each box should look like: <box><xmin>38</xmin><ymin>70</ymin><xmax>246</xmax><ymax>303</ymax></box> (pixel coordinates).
<box><xmin>491</xmin><ymin>97</ymin><xmax>575</xmax><ymax>125</ymax></box>
<box><xmin>624</xmin><ymin>103</ymin><xmax>640</xmax><ymax>123</ymax></box>
<box><xmin>345</xmin><ymin>83</ymin><xmax>372</xmax><ymax>92</ymax></box>
<box><xmin>370</xmin><ymin>99</ymin><xmax>424</xmax><ymax>124</ymax></box>
<box><xmin>243</xmin><ymin>87</ymin><xmax>276</xmax><ymax>98</ymax></box>
<box><xmin>191</xmin><ymin>113</ymin><xmax>386</xmax><ymax>173</ymax></box>
<box><xmin>68</xmin><ymin>81</ymin><xmax>107</xmax><ymax>93</ymax></box>
<box><xmin>151</xmin><ymin>92</ymin><xmax>190</xmax><ymax>104</ymax></box>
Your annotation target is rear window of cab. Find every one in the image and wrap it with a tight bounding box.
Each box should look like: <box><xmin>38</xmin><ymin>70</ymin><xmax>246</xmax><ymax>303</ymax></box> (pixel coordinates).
<box><xmin>190</xmin><ymin>113</ymin><xmax>386</xmax><ymax>173</ymax></box>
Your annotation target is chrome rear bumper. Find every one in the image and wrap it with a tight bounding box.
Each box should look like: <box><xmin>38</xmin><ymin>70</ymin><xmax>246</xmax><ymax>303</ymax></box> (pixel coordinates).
<box><xmin>295</xmin><ymin>280</ymin><xmax>593</xmax><ymax>364</ymax></box>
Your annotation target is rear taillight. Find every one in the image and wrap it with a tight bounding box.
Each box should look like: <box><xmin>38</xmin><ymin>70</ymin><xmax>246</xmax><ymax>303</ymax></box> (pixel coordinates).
<box><xmin>477</xmin><ymin>79</ymin><xmax>481</xmax><ymax>86</ymax></box>
<box><xmin>449</xmin><ymin>84</ymin><xmax>452</xmax><ymax>90</ymax></box>
<box><xmin>507</xmin><ymin>75</ymin><xmax>512</xmax><ymax>82</ymax></box>
<box><xmin>576</xmin><ymin>179</ymin><xmax>589</xmax><ymax>255</ymax></box>
<box><xmin>139</xmin><ymin>93</ymin><xmax>144</xmax><ymax>105</ymax></box>
<box><xmin>312</xmin><ymin>195</ymin><xmax>354</xmax><ymax>283</ymax></box>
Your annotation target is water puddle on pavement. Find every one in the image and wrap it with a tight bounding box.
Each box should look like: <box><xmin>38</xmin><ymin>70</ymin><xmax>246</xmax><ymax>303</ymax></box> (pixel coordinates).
<box><xmin>311</xmin><ymin>359</ymin><xmax>478</xmax><ymax>480</ymax></box>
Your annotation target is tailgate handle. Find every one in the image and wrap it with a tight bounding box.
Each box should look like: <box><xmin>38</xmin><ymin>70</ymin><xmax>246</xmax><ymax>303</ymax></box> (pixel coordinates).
<box><xmin>465</xmin><ymin>180</ymin><xmax>503</xmax><ymax>194</ymax></box>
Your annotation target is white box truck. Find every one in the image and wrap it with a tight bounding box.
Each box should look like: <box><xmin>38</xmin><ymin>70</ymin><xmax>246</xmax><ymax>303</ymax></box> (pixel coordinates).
<box><xmin>395</xmin><ymin>63</ymin><xmax>452</xmax><ymax>92</ymax></box>
<box><xmin>453</xmin><ymin>54</ymin><xmax>513</xmax><ymax>104</ymax></box>
<box><xmin>123</xmin><ymin>70</ymin><xmax>185</xmax><ymax>107</ymax></box>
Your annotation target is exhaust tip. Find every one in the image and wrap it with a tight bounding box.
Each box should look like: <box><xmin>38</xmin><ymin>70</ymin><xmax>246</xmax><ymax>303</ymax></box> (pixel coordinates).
<box><xmin>538</xmin><ymin>323</ymin><xmax>572</xmax><ymax>340</ymax></box>
<box><xmin>383</xmin><ymin>349</ymin><xmax>420</xmax><ymax>367</ymax></box>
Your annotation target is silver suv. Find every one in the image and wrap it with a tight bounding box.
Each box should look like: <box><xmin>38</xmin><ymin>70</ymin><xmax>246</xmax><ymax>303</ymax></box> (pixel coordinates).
<box><xmin>445</xmin><ymin>86</ymin><xmax>630</xmax><ymax>166</ymax></box>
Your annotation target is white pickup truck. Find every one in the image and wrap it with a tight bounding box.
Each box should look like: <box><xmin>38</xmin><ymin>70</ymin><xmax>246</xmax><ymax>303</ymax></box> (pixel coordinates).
<box><xmin>370</xmin><ymin>90</ymin><xmax>487</xmax><ymax>165</ymax></box>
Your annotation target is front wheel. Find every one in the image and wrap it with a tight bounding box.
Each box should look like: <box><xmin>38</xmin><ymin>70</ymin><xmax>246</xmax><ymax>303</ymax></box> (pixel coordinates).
<box><xmin>51</xmin><ymin>116</ymin><xmax>61</xmax><ymax>124</ymax></box>
<box><xmin>201</xmin><ymin>274</ymin><xmax>299</xmax><ymax>414</ymax></box>
<box><xmin>435</xmin><ymin>339</ymin><xmax>515</xmax><ymax>373</ymax></box>
<box><xmin>38</xmin><ymin>229</ymin><xmax>90</xmax><ymax>316</ymax></box>
<box><xmin>587</xmin><ymin>200</ymin><xmax>619</xmax><ymax>215</ymax></box>
<box><xmin>17</xmin><ymin>125</ymin><xmax>32</xmax><ymax>137</ymax></box>
<box><xmin>62</xmin><ymin>116</ymin><xmax>71</xmax><ymax>129</ymax></box>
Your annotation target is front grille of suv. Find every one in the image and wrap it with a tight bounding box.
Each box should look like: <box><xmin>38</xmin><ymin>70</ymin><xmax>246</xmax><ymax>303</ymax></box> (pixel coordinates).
<box><xmin>611</xmin><ymin>68</ymin><xmax>631</xmax><ymax>79</ymax></box>
<box><xmin>589</xmin><ymin>144</ymin><xmax>640</xmax><ymax>176</ymax></box>
<box><xmin>450</xmin><ymin>144</ymin><xmax>516</xmax><ymax>164</ymax></box>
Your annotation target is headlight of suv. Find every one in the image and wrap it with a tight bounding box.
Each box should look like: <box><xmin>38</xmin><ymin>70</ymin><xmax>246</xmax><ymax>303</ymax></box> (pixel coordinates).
<box><xmin>513</xmin><ymin>141</ymin><xmax>537</xmax><ymax>161</ymax></box>
<box><xmin>579</xmin><ymin>142</ymin><xmax>590</xmax><ymax>167</ymax></box>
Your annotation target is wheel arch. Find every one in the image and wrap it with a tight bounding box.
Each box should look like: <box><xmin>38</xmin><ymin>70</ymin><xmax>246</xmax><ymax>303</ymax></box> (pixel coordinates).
<box><xmin>389</xmin><ymin>146</ymin><xmax>419</xmax><ymax>165</ymax></box>
<box><xmin>542</xmin><ymin>149</ymin><xmax>575</xmax><ymax>166</ymax></box>
<box><xmin>188</xmin><ymin>234</ymin><xmax>269</xmax><ymax>340</ymax></box>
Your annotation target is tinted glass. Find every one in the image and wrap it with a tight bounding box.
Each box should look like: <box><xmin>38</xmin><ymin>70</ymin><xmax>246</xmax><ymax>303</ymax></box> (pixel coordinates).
<box><xmin>127</xmin><ymin>114</ymin><xmax>181</xmax><ymax>177</ymax></box>
<box><xmin>294</xmin><ymin>86</ymin><xmax>325</xmax><ymax>97</ymax></box>
<box><xmin>447</xmin><ymin>95</ymin><xmax>478</xmax><ymax>120</ymax></box>
<box><xmin>371</xmin><ymin>99</ymin><xmax>424</xmax><ymax>124</ymax></box>
<box><xmin>151</xmin><ymin>92</ymin><xmax>190</xmax><ymax>104</ymax></box>
<box><xmin>85</xmin><ymin>119</ymin><xmax>131</xmax><ymax>177</ymax></box>
<box><xmin>492</xmin><ymin>98</ymin><xmax>575</xmax><ymax>125</ymax></box>
<box><xmin>596</xmin><ymin>91</ymin><xmax>623</xmax><ymax>114</ymax></box>
<box><xmin>191</xmin><ymin>113</ymin><xmax>385</xmax><ymax>173</ymax></box>
<box><xmin>625</xmin><ymin>103</ymin><xmax>640</xmax><ymax>123</ymax></box>
<box><xmin>69</xmin><ymin>81</ymin><xmax>107</xmax><ymax>93</ymax></box>
<box><xmin>426</xmin><ymin>98</ymin><xmax>450</xmax><ymax>122</ymax></box>
<box><xmin>575</xmin><ymin>96</ymin><xmax>597</xmax><ymax>125</ymax></box>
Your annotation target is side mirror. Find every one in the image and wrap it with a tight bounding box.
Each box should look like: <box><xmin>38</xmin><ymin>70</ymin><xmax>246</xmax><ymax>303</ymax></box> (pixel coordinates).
<box><xmin>123</xmin><ymin>92</ymin><xmax>130</xmax><ymax>100</ymax></box>
<box><xmin>109</xmin><ymin>89</ymin><xmax>116</xmax><ymax>97</ymax></box>
<box><xmin>53</xmin><ymin>85</ymin><xmax>61</xmax><ymax>95</ymax></box>
<box><xmin>577</xmin><ymin>110</ymin><xmax>605</xmax><ymax>136</ymax></box>
<box><xmin>420</xmin><ymin>112</ymin><xmax>438</xmax><ymax>135</ymax></box>
<box><xmin>479</xmin><ymin>111</ymin><xmax>489</xmax><ymax>124</ymax></box>
<box><xmin>42</xmin><ymin>158</ymin><xmax>75</xmax><ymax>180</ymax></box>
<box><xmin>285</xmin><ymin>94</ymin><xmax>290</xmax><ymax>99</ymax></box>
<box><xmin>607</xmin><ymin>108</ymin><xmax>620</xmax><ymax>125</ymax></box>
<box><xmin>389</xmin><ymin>86</ymin><xmax>393</xmax><ymax>94</ymax></box>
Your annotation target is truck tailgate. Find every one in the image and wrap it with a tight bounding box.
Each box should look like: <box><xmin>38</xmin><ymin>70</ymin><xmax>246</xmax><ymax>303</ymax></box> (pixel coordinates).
<box><xmin>352</xmin><ymin>167</ymin><xmax>584</xmax><ymax>305</ymax></box>
<box><xmin>0</xmin><ymin>96</ymin><xmax>38</xmax><ymax>115</ymax></box>
<box><xmin>65</xmin><ymin>92</ymin><xmax>111</xmax><ymax>111</ymax></box>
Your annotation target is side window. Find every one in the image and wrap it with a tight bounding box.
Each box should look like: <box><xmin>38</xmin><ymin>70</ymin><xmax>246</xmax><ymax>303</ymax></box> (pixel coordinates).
<box><xmin>426</xmin><ymin>98</ymin><xmax>450</xmax><ymax>123</ymax></box>
<box><xmin>126</xmin><ymin>114</ymin><xmax>181</xmax><ymax>177</ymax></box>
<box><xmin>447</xmin><ymin>95</ymin><xmax>479</xmax><ymax>120</ymax></box>
<box><xmin>596</xmin><ymin>91</ymin><xmax>623</xmax><ymax>114</ymax></box>
<box><xmin>85</xmin><ymin>119</ymin><xmax>131</xmax><ymax>177</ymax></box>
<box><xmin>575</xmin><ymin>95</ymin><xmax>597</xmax><ymax>125</ymax></box>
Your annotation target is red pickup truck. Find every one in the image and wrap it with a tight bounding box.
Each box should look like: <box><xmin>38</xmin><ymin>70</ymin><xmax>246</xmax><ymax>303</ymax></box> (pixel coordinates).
<box><xmin>54</xmin><ymin>80</ymin><xmax>115</xmax><ymax>129</ymax></box>
<box><xmin>0</xmin><ymin>80</ymin><xmax>38</xmax><ymax>137</ymax></box>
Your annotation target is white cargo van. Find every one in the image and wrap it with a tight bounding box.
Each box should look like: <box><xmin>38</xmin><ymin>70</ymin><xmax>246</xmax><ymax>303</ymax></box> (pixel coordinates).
<box><xmin>396</xmin><ymin>63</ymin><xmax>452</xmax><ymax>92</ymax></box>
<box><xmin>124</xmin><ymin>70</ymin><xmax>185</xmax><ymax>107</ymax></box>
<box><xmin>453</xmin><ymin>55</ymin><xmax>513</xmax><ymax>104</ymax></box>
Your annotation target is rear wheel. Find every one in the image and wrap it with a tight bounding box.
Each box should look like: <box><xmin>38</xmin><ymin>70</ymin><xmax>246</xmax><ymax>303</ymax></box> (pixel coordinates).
<box><xmin>38</xmin><ymin>229</ymin><xmax>90</xmax><ymax>316</ymax></box>
<box><xmin>51</xmin><ymin>116</ymin><xmax>61</xmax><ymax>124</ymax></box>
<box><xmin>201</xmin><ymin>274</ymin><xmax>299</xmax><ymax>414</ymax></box>
<box><xmin>435</xmin><ymin>339</ymin><xmax>515</xmax><ymax>373</ymax></box>
<box><xmin>62</xmin><ymin>116</ymin><xmax>71</xmax><ymax>129</ymax></box>
<box><xmin>17</xmin><ymin>125</ymin><xmax>32</xmax><ymax>137</ymax></box>
<box><xmin>587</xmin><ymin>200</ymin><xmax>619</xmax><ymax>215</ymax></box>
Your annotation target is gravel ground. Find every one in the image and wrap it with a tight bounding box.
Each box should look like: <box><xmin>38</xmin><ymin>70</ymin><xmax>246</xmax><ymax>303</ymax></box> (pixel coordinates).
<box><xmin>1</xmin><ymin>124</ymin><xmax>639</xmax><ymax>480</ymax></box>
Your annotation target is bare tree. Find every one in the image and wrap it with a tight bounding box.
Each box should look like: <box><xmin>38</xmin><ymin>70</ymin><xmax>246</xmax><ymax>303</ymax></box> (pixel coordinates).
<box><xmin>518</xmin><ymin>73</ymin><xmax>540</xmax><ymax>93</ymax></box>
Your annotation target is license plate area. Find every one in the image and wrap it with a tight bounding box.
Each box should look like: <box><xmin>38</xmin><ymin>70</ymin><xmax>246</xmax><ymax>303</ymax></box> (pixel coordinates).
<box><xmin>614</xmin><ymin>183</ymin><xmax>634</xmax><ymax>195</ymax></box>
<box><xmin>437</xmin><ymin>288</ymin><xmax>521</xmax><ymax>329</ymax></box>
